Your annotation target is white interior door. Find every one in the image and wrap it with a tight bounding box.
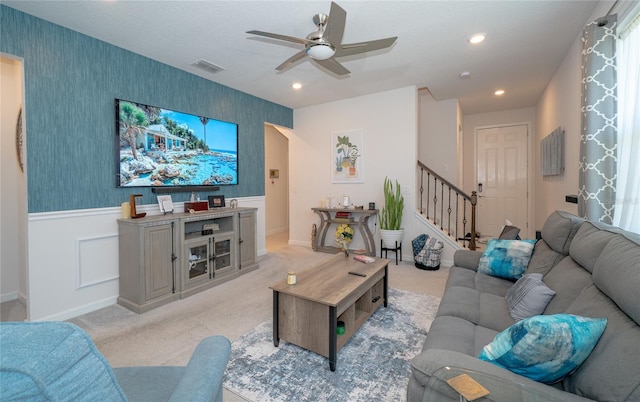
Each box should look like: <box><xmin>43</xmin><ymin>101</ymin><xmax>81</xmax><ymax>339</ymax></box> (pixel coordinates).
<box><xmin>476</xmin><ymin>124</ymin><xmax>528</xmax><ymax>237</ymax></box>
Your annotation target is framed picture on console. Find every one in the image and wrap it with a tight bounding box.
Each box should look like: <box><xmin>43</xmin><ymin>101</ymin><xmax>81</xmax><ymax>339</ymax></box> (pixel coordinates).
<box><xmin>332</xmin><ymin>129</ymin><xmax>364</xmax><ymax>183</ymax></box>
<box><xmin>208</xmin><ymin>195</ymin><xmax>225</xmax><ymax>208</ymax></box>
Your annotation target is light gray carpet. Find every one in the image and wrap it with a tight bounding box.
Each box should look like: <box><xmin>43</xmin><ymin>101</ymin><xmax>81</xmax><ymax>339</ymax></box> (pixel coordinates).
<box><xmin>224</xmin><ymin>288</ymin><xmax>440</xmax><ymax>402</ymax></box>
<box><xmin>67</xmin><ymin>244</ymin><xmax>449</xmax><ymax>400</ymax></box>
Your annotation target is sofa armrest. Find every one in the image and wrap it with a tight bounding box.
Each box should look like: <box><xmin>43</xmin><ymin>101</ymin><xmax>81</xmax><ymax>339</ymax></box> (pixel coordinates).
<box><xmin>452</xmin><ymin>250</ymin><xmax>482</xmax><ymax>270</ymax></box>
<box><xmin>169</xmin><ymin>335</ymin><xmax>231</xmax><ymax>402</ymax></box>
<box><xmin>410</xmin><ymin>349</ymin><xmax>593</xmax><ymax>402</ymax></box>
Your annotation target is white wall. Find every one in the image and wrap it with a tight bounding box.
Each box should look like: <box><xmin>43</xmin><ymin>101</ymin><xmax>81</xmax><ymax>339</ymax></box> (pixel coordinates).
<box><xmin>418</xmin><ymin>91</ymin><xmax>459</xmax><ymax>184</ymax></box>
<box><xmin>534</xmin><ymin>1</ymin><xmax>612</xmax><ymax>229</ymax></box>
<box><xmin>1</xmin><ymin>55</ymin><xmax>28</xmax><ymax>305</ymax></box>
<box><xmin>290</xmin><ymin>86</ymin><xmax>420</xmax><ymax>256</ymax></box>
<box><xmin>264</xmin><ymin>125</ymin><xmax>289</xmax><ymax>235</ymax></box>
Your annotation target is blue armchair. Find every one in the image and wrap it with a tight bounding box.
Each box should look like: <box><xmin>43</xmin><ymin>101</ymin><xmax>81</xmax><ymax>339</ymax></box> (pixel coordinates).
<box><xmin>0</xmin><ymin>321</ymin><xmax>231</xmax><ymax>402</ymax></box>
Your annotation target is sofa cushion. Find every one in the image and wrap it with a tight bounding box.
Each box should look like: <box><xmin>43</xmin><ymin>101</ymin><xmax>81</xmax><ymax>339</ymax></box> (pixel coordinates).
<box><xmin>592</xmin><ymin>232</ymin><xmax>640</xmax><ymax>324</ymax></box>
<box><xmin>478</xmin><ymin>314</ymin><xmax>607</xmax><ymax>384</ymax></box>
<box><xmin>542</xmin><ymin>257</ymin><xmax>593</xmax><ymax>315</ymax></box>
<box><xmin>478</xmin><ymin>239</ymin><xmax>537</xmax><ymax>280</ymax></box>
<box><xmin>569</xmin><ymin>221</ymin><xmax>620</xmax><ymax>274</ymax></box>
<box><xmin>422</xmin><ymin>315</ymin><xmax>499</xmax><ymax>357</ymax></box>
<box><xmin>562</xmin><ymin>285</ymin><xmax>640</xmax><ymax>401</ymax></box>
<box><xmin>0</xmin><ymin>322</ymin><xmax>126</xmax><ymax>401</ymax></box>
<box><xmin>505</xmin><ymin>273</ymin><xmax>556</xmax><ymax>321</ymax></box>
<box><xmin>436</xmin><ymin>286</ymin><xmax>515</xmax><ymax>332</ymax></box>
<box><xmin>445</xmin><ymin>265</ymin><xmax>515</xmax><ymax>296</ymax></box>
<box><xmin>525</xmin><ymin>240</ymin><xmax>566</xmax><ymax>276</ymax></box>
<box><xmin>541</xmin><ymin>210</ymin><xmax>585</xmax><ymax>255</ymax></box>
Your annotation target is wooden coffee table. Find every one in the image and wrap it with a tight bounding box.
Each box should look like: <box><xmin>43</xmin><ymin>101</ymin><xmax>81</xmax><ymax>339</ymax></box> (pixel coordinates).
<box><xmin>269</xmin><ymin>253</ymin><xmax>390</xmax><ymax>371</ymax></box>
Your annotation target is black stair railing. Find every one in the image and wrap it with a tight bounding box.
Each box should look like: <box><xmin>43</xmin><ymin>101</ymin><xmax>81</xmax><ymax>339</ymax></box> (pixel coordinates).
<box><xmin>417</xmin><ymin>161</ymin><xmax>478</xmax><ymax>250</ymax></box>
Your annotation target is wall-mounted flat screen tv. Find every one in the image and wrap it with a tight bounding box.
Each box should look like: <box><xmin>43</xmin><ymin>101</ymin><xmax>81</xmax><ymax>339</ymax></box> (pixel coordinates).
<box><xmin>116</xmin><ymin>99</ymin><xmax>238</xmax><ymax>188</ymax></box>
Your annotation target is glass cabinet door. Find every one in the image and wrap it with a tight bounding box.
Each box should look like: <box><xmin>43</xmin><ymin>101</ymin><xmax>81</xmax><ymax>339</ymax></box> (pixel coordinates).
<box><xmin>214</xmin><ymin>237</ymin><xmax>233</xmax><ymax>272</ymax></box>
<box><xmin>186</xmin><ymin>241</ymin><xmax>209</xmax><ymax>281</ymax></box>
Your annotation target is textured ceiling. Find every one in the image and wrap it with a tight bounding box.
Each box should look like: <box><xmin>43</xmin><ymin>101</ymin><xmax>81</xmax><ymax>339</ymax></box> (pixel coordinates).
<box><xmin>5</xmin><ymin>1</ymin><xmax>609</xmax><ymax>114</ymax></box>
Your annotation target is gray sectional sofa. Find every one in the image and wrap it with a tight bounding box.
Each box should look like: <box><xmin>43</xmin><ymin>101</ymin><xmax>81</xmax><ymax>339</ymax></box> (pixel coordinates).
<box><xmin>408</xmin><ymin>211</ymin><xmax>640</xmax><ymax>401</ymax></box>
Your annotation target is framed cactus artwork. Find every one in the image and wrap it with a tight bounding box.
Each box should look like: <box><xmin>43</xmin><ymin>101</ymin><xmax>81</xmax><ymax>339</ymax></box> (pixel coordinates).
<box><xmin>331</xmin><ymin>129</ymin><xmax>364</xmax><ymax>183</ymax></box>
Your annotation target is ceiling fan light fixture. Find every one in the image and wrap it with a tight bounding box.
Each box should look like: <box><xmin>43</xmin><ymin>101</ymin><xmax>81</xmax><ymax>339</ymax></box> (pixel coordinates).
<box><xmin>306</xmin><ymin>43</ymin><xmax>336</xmax><ymax>60</ymax></box>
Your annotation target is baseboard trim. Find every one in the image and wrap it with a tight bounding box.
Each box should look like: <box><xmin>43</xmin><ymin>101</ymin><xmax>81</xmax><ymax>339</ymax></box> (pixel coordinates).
<box><xmin>0</xmin><ymin>292</ymin><xmax>18</xmax><ymax>303</ymax></box>
<box><xmin>32</xmin><ymin>296</ymin><xmax>118</xmax><ymax>322</ymax></box>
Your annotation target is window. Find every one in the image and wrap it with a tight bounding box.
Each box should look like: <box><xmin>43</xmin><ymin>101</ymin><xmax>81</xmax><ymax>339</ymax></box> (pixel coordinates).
<box><xmin>613</xmin><ymin>11</ymin><xmax>640</xmax><ymax>233</ymax></box>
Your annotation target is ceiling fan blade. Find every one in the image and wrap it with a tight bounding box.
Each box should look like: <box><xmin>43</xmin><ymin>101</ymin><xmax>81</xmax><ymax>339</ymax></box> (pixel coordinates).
<box><xmin>324</xmin><ymin>2</ymin><xmax>346</xmax><ymax>47</ymax></box>
<box><xmin>276</xmin><ymin>50</ymin><xmax>308</xmax><ymax>71</ymax></box>
<box><xmin>246</xmin><ymin>30</ymin><xmax>311</xmax><ymax>46</ymax></box>
<box><xmin>335</xmin><ymin>37</ymin><xmax>398</xmax><ymax>57</ymax></box>
<box><xmin>314</xmin><ymin>58</ymin><xmax>350</xmax><ymax>76</ymax></box>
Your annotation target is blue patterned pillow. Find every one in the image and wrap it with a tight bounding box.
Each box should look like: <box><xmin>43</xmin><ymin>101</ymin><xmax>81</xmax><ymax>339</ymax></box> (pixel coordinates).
<box><xmin>478</xmin><ymin>314</ymin><xmax>607</xmax><ymax>384</ymax></box>
<box><xmin>478</xmin><ymin>239</ymin><xmax>537</xmax><ymax>280</ymax></box>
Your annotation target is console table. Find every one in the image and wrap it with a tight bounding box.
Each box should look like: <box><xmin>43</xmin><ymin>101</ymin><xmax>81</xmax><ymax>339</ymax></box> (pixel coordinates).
<box><xmin>312</xmin><ymin>207</ymin><xmax>378</xmax><ymax>256</ymax></box>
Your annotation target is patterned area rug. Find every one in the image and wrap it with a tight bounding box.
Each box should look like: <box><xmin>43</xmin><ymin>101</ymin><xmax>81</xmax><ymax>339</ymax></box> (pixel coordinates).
<box><xmin>223</xmin><ymin>288</ymin><xmax>441</xmax><ymax>402</ymax></box>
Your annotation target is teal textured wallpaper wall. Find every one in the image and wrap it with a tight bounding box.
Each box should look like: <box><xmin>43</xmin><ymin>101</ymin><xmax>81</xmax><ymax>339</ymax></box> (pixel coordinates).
<box><xmin>1</xmin><ymin>5</ymin><xmax>293</xmax><ymax>213</ymax></box>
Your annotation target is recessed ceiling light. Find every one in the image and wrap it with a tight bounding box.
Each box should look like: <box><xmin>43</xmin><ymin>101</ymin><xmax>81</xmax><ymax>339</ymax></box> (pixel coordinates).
<box><xmin>459</xmin><ymin>71</ymin><xmax>471</xmax><ymax>79</ymax></box>
<box><xmin>469</xmin><ymin>34</ymin><xmax>486</xmax><ymax>44</ymax></box>
<box><xmin>494</xmin><ymin>89</ymin><xmax>505</xmax><ymax>95</ymax></box>
<box><xmin>292</xmin><ymin>82</ymin><xmax>302</xmax><ymax>90</ymax></box>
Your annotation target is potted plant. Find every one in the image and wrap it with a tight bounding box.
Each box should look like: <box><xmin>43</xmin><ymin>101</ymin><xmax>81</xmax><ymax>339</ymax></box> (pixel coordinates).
<box><xmin>379</xmin><ymin>177</ymin><xmax>405</xmax><ymax>248</ymax></box>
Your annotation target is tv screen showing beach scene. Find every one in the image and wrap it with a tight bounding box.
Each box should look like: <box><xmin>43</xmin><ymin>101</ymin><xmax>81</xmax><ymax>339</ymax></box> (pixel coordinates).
<box><xmin>116</xmin><ymin>99</ymin><xmax>238</xmax><ymax>188</ymax></box>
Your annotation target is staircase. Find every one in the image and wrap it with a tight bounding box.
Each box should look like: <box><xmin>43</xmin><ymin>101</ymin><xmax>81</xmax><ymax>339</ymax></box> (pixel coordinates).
<box><xmin>415</xmin><ymin>161</ymin><xmax>478</xmax><ymax>252</ymax></box>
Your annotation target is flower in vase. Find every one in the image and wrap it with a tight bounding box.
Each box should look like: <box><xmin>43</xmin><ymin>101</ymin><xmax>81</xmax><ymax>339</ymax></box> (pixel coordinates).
<box><xmin>335</xmin><ymin>224</ymin><xmax>354</xmax><ymax>249</ymax></box>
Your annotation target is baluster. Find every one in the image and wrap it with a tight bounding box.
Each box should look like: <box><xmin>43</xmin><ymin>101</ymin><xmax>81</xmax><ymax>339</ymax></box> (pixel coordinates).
<box><xmin>432</xmin><ymin>176</ymin><xmax>438</xmax><ymax>225</ymax></box>
<box><xmin>426</xmin><ymin>172</ymin><xmax>431</xmax><ymax>219</ymax></box>
<box><xmin>419</xmin><ymin>168</ymin><xmax>425</xmax><ymax>215</ymax></box>
<box><xmin>462</xmin><ymin>199</ymin><xmax>468</xmax><ymax>248</ymax></box>
<box><xmin>447</xmin><ymin>187</ymin><xmax>452</xmax><ymax>236</ymax></box>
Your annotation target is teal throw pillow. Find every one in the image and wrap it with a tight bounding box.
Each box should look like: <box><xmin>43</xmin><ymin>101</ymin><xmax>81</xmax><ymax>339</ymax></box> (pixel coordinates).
<box><xmin>478</xmin><ymin>239</ymin><xmax>537</xmax><ymax>280</ymax></box>
<box><xmin>478</xmin><ymin>314</ymin><xmax>607</xmax><ymax>384</ymax></box>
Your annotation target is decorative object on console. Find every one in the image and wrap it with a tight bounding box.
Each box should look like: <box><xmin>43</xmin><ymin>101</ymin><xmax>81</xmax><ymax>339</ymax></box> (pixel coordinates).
<box><xmin>157</xmin><ymin>195</ymin><xmax>174</xmax><ymax>214</ymax></box>
<box><xmin>184</xmin><ymin>201</ymin><xmax>208</xmax><ymax>213</ymax></box>
<box><xmin>379</xmin><ymin>177</ymin><xmax>404</xmax><ymax>248</ymax></box>
<box><xmin>129</xmin><ymin>194</ymin><xmax>146</xmax><ymax>219</ymax></box>
<box><xmin>208</xmin><ymin>195</ymin><xmax>226</xmax><ymax>208</ymax></box>
<box><xmin>229</xmin><ymin>199</ymin><xmax>238</xmax><ymax>208</ymax></box>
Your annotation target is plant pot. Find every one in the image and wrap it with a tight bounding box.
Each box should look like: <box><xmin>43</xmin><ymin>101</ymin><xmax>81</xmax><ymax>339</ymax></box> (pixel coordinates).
<box><xmin>380</xmin><ymin>229</ymin><xmax>404</xmax><ymax>248</ymax></box>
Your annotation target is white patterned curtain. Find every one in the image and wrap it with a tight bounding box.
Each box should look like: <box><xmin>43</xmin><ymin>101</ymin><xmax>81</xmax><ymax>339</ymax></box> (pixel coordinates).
<box><xmin>579</xmin><ymin>16</ymin><xmax>618</xmax><ymax>224</ymax></box>
<box><xmin>613</xmin><ymin>15</ymin><xmax>640</xmax><ymax>233</ymax></box>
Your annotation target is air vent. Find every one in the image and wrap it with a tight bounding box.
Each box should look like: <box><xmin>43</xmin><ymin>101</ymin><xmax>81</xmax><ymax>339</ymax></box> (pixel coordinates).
<box><xmin>191</xmin><ymin>59</ymin><xmax>225</xmax><ymax>74</ymax></box>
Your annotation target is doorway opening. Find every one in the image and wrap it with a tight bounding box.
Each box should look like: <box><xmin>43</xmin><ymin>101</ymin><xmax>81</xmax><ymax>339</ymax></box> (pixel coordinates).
<box><xmin>264</xmin><ymin>124</ymin><xmax>290</xmax><ymax>252</ymax></box>
<box><xmin>1</xmin><ymin>54</ymin><xmax>28</xmax><ymax>321</ymax></box>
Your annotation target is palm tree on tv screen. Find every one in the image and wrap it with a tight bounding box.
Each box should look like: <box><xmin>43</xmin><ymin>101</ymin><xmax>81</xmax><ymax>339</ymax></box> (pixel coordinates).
<box><xmin>119</xmin><ymin>102</ymin><xmax>149</xmax><ymax>160</ymax></box>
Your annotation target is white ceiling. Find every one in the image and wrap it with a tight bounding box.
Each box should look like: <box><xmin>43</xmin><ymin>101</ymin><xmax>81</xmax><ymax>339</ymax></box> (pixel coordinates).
<box><xmin>5</xmin><ymin>1</ymin><xmax>609</xmax><ymax>114</ymax></box>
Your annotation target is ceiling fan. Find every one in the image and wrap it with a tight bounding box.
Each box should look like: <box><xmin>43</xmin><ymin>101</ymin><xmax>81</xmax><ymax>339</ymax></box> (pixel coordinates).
<box><xmin>246</xmin><ymin>1</ymin><xmax>397</xmax><ymax>76</ymax></box>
